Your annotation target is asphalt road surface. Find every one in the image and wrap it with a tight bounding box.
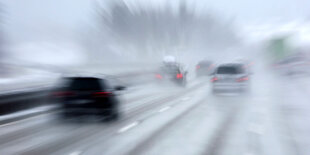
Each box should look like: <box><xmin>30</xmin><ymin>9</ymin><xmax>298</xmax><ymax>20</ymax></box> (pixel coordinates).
<box><xmin>0</xmin><ymin>65</ymin><xmax>309</xmax><ymax>155</ymax></box>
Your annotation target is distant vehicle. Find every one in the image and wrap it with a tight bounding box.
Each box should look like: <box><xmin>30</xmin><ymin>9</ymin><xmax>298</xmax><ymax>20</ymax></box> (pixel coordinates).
<box><xmin>163</xmin><ymin>55</ymin><xmax>176</xmax><ymax>65</ymax></box>
<box><xmin>196</xmin><ymin>60</ymin><xmax>214</xmax><ymax>77</ymax></box>
<box><xmin>211</xmin><ymin>63</ymin><xmax>250</xmax><ymax>93</ymax></box>
<box><xmin>52</xmin><ymin>76</ymin><xmax>125</xmax><ymax>121</ymax></box>
<box><xmin>155</xmin><ymin>63</ymin><xmax>187</xmax><ymax>86</ymax></box>
<box><xmin>273</xmin><ymin>55</ymin><xmax>310</xmax><ymax>76</ymax></box>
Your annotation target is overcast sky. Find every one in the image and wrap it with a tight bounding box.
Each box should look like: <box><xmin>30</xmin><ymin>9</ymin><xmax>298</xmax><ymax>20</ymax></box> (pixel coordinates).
<box><xmin>2</xmin><ymin>0</ymin><xmax>310</xmax><ymax>43</ymax></box>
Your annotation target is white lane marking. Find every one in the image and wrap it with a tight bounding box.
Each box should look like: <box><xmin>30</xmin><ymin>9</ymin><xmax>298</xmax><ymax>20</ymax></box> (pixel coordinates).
<box><xmin>181</xmin><ymin>97</ymin><xmax>190</xmax><ymax>101</ymax></box>
<box><xmin>69</xmin><ymin>151</ymin><xmax>82</xmax><ymax>155</ymax></box>
<box><xmin>118</xmin><ymin>122</ymin><xmax>139</xmax><ymax>133</ymax></box>
<box><xmin>247</xmin><ymin>123</ymin><xmax>264</xmax><ymax>135</ymax></box>
<box><xmin>158</xmin><ymin>106</ymin><xmax>171</xmax><ymax>113</ymax></box>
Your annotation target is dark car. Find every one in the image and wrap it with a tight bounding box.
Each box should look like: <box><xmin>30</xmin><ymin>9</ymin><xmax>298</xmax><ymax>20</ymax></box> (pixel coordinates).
<box><xmin>211</xmin><ymin>63</ymin><xmax>250</xmax><ymax>93</ymax></box>
<box><xmin>196</xmin><ymin>60</ymin><xmax>214</xmax><ymax>77</ymax></box>
<box><xmin>272</xmin><ymin>55</ymin><xmax>310</xmax><ymax>76</ymax></box>
<box><xmin>155</xmin><ymin>63</ymin><xmax>187</xmax><ymax>86</ymax></box>
<box><xmin>53</xmin><ymin>76</ymin><xmax>125</xmax><ymax>121</ymax></box>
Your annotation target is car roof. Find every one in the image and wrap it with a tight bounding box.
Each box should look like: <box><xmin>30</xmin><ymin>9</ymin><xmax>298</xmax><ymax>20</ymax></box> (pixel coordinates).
<box><xmin>218</xmin><ymin>63</ymin><xmax>244</xmax><ymax>67</ymax></box>
<box><xmin>61</xmin><ymin>72</ymin><xmax>113</xmax><ymax>79</ymax></box>
<box><xmin>198</xmin><ymin>60</ymin><xmax>212</xmax><ymax>64</ymax></box>
<box><xmin>162</xmin><ymin>63</ymin><xmax>180</xmax><ymax>68</ymax></box>
<box><xmin>62</xmin><ymin>74</ymin><xmax>106</xmax><ymax>80</ymax></box>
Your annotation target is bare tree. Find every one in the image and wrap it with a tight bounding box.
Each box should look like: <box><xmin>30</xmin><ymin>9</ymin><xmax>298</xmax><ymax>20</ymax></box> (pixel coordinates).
<box><xmin>0</xmin><ymin>3</ymin><xmax>9</xmax><ymax>76</ymax></box>
<box><xmin>95</xmin><ymin>0</ymin><xmax>239</xmax><ymax>59</ymax></box>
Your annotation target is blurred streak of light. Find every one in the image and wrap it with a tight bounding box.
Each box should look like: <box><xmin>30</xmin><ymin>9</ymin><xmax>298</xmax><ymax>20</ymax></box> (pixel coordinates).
<box><xmin>94</xmin><ymin>0</ymin><xmax>239</xmax><ymax>60</ymax></box>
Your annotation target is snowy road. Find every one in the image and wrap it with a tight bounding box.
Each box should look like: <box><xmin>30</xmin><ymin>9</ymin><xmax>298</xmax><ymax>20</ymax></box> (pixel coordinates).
<box><xmin>0</xmin><ymin>66</ymin><xmax>309</xmax><ymax>155</ymax></box>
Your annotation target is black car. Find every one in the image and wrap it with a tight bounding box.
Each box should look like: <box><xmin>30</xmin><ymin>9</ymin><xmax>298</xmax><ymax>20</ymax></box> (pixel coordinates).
<box><xmin>155</xmin><ymin>63</ymin><xmax>187</xmax><ymax>86</ymax></box>
<box><xmin>196</xmin><ymin>60</ymin><xmax>214</xmax><ymax>77</ymax></box>
<box><xmin>53</xmin><ymin>76</ymin><xmax>125</xmax><ymax>121</ymax></box>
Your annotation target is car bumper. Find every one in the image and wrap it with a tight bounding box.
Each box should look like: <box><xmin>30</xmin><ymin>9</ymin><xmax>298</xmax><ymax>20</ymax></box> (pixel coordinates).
<box><xmin>62</xmin><ymin>100</ymin><xmax>116</xmax><ymax>115</ymax></box>
<box><xmin>62</xmin><ymin>108</ymin><xmax>113</xmax><ymax>115</ymax></box>
<box><xmin>212</xmin><ymin>83</ymin><xmax>248</xmax><ymax>92</ymax></box>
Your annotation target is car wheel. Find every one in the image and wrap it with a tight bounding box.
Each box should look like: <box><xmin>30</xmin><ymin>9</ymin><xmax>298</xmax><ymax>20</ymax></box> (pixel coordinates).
<box><xmin>180</xmin><ymin>80</ymin><xmax>187</xmax><ymax>87</ymax></box>
<box><xmin>111</xmin><ymin>112</ymin><xmax>120</xmax><ymax>120</ymax></box>
<box><xmin>105</xmin><ymin>110</ymin><xmax>120</xmax><ymax>122</ymax></box>
<box><xmin>212</xmin><ymin>89</ymin><xmax>218</xmax><ymax>94</ymax></box>
<box><xmin>61</xmin><ymin>111</ymin><xmax>72</xmax><ymax>118</ymax></box>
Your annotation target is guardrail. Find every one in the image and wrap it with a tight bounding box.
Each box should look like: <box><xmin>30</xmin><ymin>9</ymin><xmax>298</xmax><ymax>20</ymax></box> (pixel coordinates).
<box><xmin>0</xmin><ymin>69</ymin><xmax>157</xmax><ymax>115</ymax></box>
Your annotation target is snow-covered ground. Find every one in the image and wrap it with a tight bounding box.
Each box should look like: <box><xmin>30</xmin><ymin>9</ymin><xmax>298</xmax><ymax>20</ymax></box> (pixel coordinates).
<box><xmin>0</xmin><ymin>61</ymin><xmax>158</xmax><ymax>95</ymax></box>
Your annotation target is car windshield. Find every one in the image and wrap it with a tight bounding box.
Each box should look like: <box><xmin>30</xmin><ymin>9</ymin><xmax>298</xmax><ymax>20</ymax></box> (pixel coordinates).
<box><xmin>2</xmin><ymin>0</ymin><xmax>310</xmax><ymax>155</ymax></box>
<box><xmin>198</xmin><ymin>62</ymin><xmax>211</xmax><ymax>67</ymax></box>
<box><xmin>68</xmin><ymin>78</ymin><xmax>102</xmax><ymax>91</ymax></box>
<box><xmin>217</xmin><ymin>66</ymin><xmax>243</xmax><ymax>74</ymax></box>
<box><xmin>161</xmin><ymin>65</ymin><xmax>180</xmax><ymax>74</ymax></box>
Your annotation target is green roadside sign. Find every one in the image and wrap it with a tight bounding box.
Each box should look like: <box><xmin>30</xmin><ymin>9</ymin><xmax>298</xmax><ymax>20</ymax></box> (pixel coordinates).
<box><xmin>267</xmin><ymin>37</ymin><xmax>291</xmax><ymax>61</ymax></box>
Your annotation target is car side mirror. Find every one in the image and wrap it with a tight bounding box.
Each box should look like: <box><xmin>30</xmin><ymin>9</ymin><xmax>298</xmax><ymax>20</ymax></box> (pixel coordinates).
<box><xmin>115</xmin><ymin>86</ymin><xmax>126</xmax><ymax>91</ymax></box>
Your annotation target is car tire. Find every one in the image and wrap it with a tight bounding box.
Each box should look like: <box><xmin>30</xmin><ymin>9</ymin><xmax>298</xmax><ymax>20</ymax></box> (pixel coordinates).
<box><xmin>61</xmin><ymin>110</ymin><xmax>72</xmax><ymax>118</ymax></box>
<box><xmin>212</xmin><ymin>89</ymin><xmax>218</xmax><ymax>94</ymax></box>
<box><xmin>105</xmin><ymin>110</ymin><xmax>120</xmax><ymax>122</ymax></box>
<box><xmin>111</xmin><ymin>112</ymin><xmax>120</xmax><ymax>120</ymax></box>
<box><xmin>180</xmin><ymin>80</ymin><xmax>187</xmax><ymax>87</ymax></box>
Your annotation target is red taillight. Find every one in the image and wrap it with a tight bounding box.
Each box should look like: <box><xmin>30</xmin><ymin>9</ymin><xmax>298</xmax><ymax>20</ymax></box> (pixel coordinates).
<box><xmin>196</xmin><ymin>65</ymin><xmax>201</xmax><ymax>69</ymax></box>
<box><xmin>155</xmin><ymin>74</ymin><xmax>162</xmax><ymax>79</ymax></box>
<box><xmin>52</xmin><ymin>91</ymin><xmax>74</xmax><ymax>97</ymax></box>
<box><xmin>176</xmin><ymin>73</ymin><xmax>183</xmax><ymax>79</ymax></box>
<box><xmin>211</xmin><ymin>77</ymin><xmax>218</xmax><ymax>82</ymax></box>
<box><xmin>93</xmin><ymin>92</ymin><xmax>112</xmax><ymax>97</ymax></box>
<box><xmin>237</xmin><ymin>77</ymin><xmax>249</xmax><ymax>82</ymax></box>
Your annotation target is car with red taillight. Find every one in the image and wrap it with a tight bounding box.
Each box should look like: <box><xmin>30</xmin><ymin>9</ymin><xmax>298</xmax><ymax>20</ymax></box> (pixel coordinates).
<box><xmin>196</xmin><ymin>60</ymin><xmax>214</xmax><ymax>77</ymax></box>
<box><xmin>272</xmin><ymin>55</ymin><xmax>310</xmax><ymax>76</ymax></box>
<box><xmin>156</xmin><ymin>63</ymin><xmax>187</xmax><ymax>86</ymax></box>
<box><xmin>211</xmin><ymin>63</ymin><xmax>250</xmax><ymax>93</ymax></box>
<box><xmin>53</xmin><ymin>76</ymin><xmax>125</xmax><ymax>121</ymax></box>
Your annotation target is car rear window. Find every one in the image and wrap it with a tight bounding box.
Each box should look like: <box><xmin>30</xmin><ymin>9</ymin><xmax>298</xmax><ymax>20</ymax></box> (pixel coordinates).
<box><xmin>161</xmin><ymin>66</ymin><xmax>180</xmax><ymax>74</ymax></box>
<box><xmin>217</xmin><ymin>66</ymin><xmax>244</xmax><ymax>74</ymax></box>
<box><xmin>198</xmin><ymin>62</ymin><xmax>211</xmax><ymax>67</ymax></box>
<box><xmin>68</xmin><ymin>78</ymin><xmax>103</xmax><ymax>91</ymax></box>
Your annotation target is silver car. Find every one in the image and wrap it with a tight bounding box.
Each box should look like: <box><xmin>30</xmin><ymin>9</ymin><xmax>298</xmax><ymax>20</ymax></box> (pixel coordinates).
<box><xmin>211</xmin><ymin>63</ymin><xmax>250</xmax><ymax>93</ymax></box>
